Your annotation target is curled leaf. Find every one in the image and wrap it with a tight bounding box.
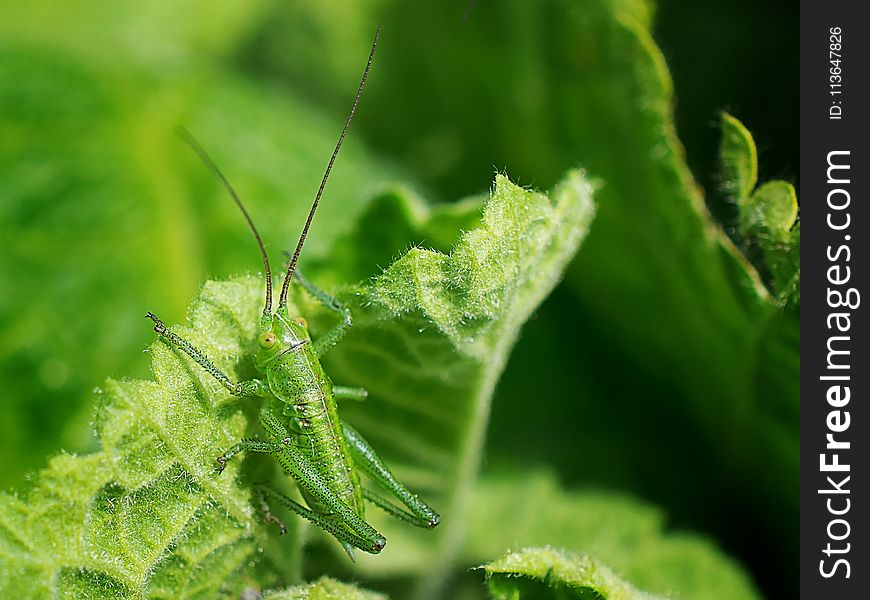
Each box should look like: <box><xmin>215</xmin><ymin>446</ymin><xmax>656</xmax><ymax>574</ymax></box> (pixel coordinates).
<box><xmin>0</xmin><ymin>171</ymin><xmax>596</xmax><ymax>597</ymax></box>
<box><xmin>317</xmin><ymin>172</ymin><xmax>596</xmax><ymax>596</ymax></box>
<box><xmin>483</xmin><ymin>547</ymin><xmax>663</xmax><ymax>600</ymax></box>
<box><xmin>261</xmin><ymin>576</ymin><xmax>387</xmax><ymax>600</ymax></box>
<box><xmin>719</xmin><ymin>112</ymin><xmax>799</xmax><ymax>306</ymax></box>
<box><xmin>467</xmin><ymin>471</ymin><xmax>761</xmax><ymax>600</ymax></box>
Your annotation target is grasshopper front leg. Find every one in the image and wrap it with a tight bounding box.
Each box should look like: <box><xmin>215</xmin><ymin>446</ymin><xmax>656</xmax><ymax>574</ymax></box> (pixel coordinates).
<box><xmin>343</xmin><ymin>421</ymin><xmax>440</xmax><ymax>529</ymax></box>
<box><xmin>146</xmin><ymin>312</ymin><xmax>268</xmax><ymax>397</ymax></box>
<box><xmin>294</xmin><ymin>270</ymin><xmax>353</xmax><ymax>357</ymax></box>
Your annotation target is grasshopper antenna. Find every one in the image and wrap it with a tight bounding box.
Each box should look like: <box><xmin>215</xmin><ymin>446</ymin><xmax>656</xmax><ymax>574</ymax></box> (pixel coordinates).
<box><xmin>177</xmin><ymin>127</ymin><xmax>274</xmax><ymax>318</ymax></box>
<box><xmin>278</xmin><ymin>26</ymin><xmax>380</xmax><ymax>309</ymax></box>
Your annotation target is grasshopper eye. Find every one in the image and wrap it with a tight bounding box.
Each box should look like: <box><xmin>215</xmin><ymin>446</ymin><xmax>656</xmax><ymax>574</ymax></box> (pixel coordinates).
<box><xmin>258</xmin><ymin>332</ymin><xmax>277</xmax><ymax>349</ymax></box>
<box><xmin>293</xmin><ymin>317</ymin><xmax>308</xmax><ymax>329</ymax></box>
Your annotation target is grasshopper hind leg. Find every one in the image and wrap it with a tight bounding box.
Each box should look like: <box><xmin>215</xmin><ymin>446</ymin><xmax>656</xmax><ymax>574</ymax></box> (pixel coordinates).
<box><xmin>343</xmin><ymin>421</ymin><xmax>440</xmax><ymax>529</ymax></box>
<box><xmin>258</xmin><ymin>407</ymin><xmax>387</xmax><ymax>554</ymax></box>
<box><xmin>255</xmin><ymin>483</ymin><xmax>377</xmax><ymax>559</ymax></box>
<box><xmin>259</xmin><ymin>484</ymin><xmax>359</xmax><ymax>561</ymax></box>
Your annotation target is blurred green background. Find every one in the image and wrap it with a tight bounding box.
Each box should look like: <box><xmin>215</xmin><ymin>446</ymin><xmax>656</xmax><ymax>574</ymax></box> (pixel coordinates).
<box><xmin>0</xmin><ymin>0</ymin><xmax>796</xmax><ymax>597</ymax></box>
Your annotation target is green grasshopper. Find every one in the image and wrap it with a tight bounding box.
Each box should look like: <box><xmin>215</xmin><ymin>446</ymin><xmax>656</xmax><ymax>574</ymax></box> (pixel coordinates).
<box><xmin>144</xmin><ymin>28</ymin><xmax>439</xmax><ymax>559</ymax></box>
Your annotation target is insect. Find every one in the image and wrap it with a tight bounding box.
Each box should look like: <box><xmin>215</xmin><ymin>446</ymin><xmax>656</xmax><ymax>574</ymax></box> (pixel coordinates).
<box><xmin>144</xmin><ymin>27</ymin><xmax>439</xmax><ymax>558</ymax></box>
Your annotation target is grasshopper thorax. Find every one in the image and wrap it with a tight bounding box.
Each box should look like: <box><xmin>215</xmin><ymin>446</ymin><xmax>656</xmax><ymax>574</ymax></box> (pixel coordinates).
<box><xmin>254</xmin><ymin>312</ymin><xmax>311</xmax><ymax>371</ymax></box>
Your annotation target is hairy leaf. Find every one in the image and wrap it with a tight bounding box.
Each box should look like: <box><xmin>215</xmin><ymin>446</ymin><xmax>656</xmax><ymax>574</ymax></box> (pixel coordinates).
<box><xmin>465</xmin><ymin>471</ymin><xmax>760</xmax><ymax>600</ymax></box>
<box><xmin>258</xmin><ymin>7</ymin><xmax>799</xmax><ymax>589</ymax></box>
<box><xmin>484</xmin><ymin>547</ymin><xmax>663</xmax><ymax>600</ymax></box>
<box><xmin>1</xmin><ymin>0</ymin><xmax>797</xmax><ymax>597</ymax></box>
<box><xmin>301</xmin><ymin>172</ymin><xmax>595</xmax><ymax>595</ymax></box>
<box><xmin>261</xmin><ymin>576</ymin><xmax>387</xmax><ymax>600</ymax></box>
<box><xmin>0</xmin><ymin>171</ymin><xmax>595</xmax><ymax>597</ymax></box>
<box><xmin>0</xmin><ymin>278</ymin><xmax>287</xmax><ymax>599</ymax></box>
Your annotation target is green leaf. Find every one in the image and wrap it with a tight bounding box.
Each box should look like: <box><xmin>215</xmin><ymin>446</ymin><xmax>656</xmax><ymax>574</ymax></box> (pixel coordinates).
<box><xmin>719</xmin><ymin>112</ymin><xmax>758</xmax><ymax>201</ymax></box>
<box><xmin>0</xmin><ymin>171</ymin><xmax>595</xmax><ymax>597</ymax></box>
<box><xmin>484</xmin><ymin>547</ymin><xmax>664</xmax><ymax>600</ymax></box>
<box><xmin>465</xmin><ymin>471</ymin><xmax>760</xmax><ymax>600</ymax></box>
<box><xmin>291</xmin><ymin>173</ymin><xmax>595</xmax><ymax>599</ymax></box>
<box><xmin>0</xmin><ymin>0</ymin><xmax>272</xmax><ymax>74</ymax></box>
<box><xmin>1</xmin><ymin>0</ymin><xmax>797</xmax><ymax>596</ymax></box>
<box><xmin>744</xmin><ymin>181</ymin><xmax>799</xmax><ymax>240</ymax></box>
<box><xmin>254</xmin><ymin>7</ymin><xmax>798</xmax><ymax>578</ymax></box>
<box><xmin>719</xmin><ymin>113</ymin><xmax>800</xmax><ymax>307</ymax></box>
<box><xmin>416</xmin><ymin>10</ymin><xmax>799</xmax><ymax>586</ymax></box>
<box><xmin>253</xmin><ymin>11</ymin><xmax>798</xmax><ymax>594</ymax></box>
<box><xmin>362</xmin><ymin>172</ymin><xmax>595</xmax><ymax>358</ymax></box>
<box><xmin>744</xmin><ymin>183</ymin><xmax>800</xmax><ymax>305</ymax></box>
<box><xmin>0</xmin><ymin>278</ymin><xmax>294</xmax><ymax>599</ymax></box>
<box><xmin>261</xmin><ymin>576</ymin><xmax>387</xmax><ymax>600</ymax></box>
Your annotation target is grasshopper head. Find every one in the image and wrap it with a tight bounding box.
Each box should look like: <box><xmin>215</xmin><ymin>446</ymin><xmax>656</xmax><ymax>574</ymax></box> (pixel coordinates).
<box><xmin>254</xmin><ymin>312</ymin><xmax>311</xmax><ymax>371</ymax></box>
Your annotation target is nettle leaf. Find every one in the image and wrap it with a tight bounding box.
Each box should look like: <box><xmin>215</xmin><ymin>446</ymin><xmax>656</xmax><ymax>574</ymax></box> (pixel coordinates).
<box><xmin>259</xmin><ymin>8</ymin><xmax>799</xmax><ymax>585</ymax></box>
<box><xmin>0</xmin><ymin>171</ymin><xmax>595</xmax><ymax>597</ymax></box>
<box><xmin>2</xmin><ymin>0</ymin><xmax>797</xmax><ymax>596</ymax></box>
<box><xmin>465</xmin><ymin>472</ymin><xmax>760</xmax><ymax>600</ymax></box>
<box><xmin>719</xmin><ymin>113</ymin><xmax>799</xmax><ymax>306</ymax></box>
<box><xmin>0</xmin><ymin>278</ymin><xmax>285</xmax><ymax>599</ymax></box>
<box><xmin>484</xmin><ymin>547</ymin><xmax>663</xmax><ymax>600</ymax></box>
<box><xmin>313</xmin><ymin>172</ymin><xmax>595</xmax><ymax>591</ymax></box>
<box><xmin>261</xmin><ymin>576</ymin><xmax>387</xmax><ymax>600</ymax></box>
